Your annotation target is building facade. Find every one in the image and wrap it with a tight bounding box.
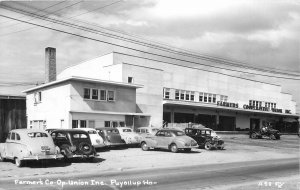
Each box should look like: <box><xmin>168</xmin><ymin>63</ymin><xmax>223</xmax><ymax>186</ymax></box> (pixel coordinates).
<box><xmin>25</xmin><ymin>49</ymin><xmax>299</xmax><ymax>132</ymax></box>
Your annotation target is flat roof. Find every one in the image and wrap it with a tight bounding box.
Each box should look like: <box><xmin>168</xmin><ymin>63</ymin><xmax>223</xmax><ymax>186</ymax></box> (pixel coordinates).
<box><xmin>22</xmin><ymin>76</ymin><xmax>143</xmax><ymax>93</ymax></box>
<box><xmin>0</xmin><ymin>94</ymin><xmax>26</xmax><ymax>99</ymax></box>
<box><xmin>70</xmin><ymin>110</ymin><xmax>151</xmax><ymax>116</ymax></box>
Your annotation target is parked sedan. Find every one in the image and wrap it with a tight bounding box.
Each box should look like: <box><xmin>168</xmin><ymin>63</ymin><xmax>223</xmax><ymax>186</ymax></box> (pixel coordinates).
<box><xmin>78</xmin><ymin>128</ymin><xmax>105</xmax><ymax>148</ymax></box>
<box><xmin>0</xmin><ymin>129</ymin><xmax>63</xmax><ymax>167</ymax></box>
<box><xmin>50</xmin><ymin>129</ymin><xmax>97</xmax><ymax>161</ymax></box>
<box><xmin>135</xmin><ymin>127</ymin><xmax>160</xmax><ymax>137</ymax></box>
<box><xmin>95</xmin><ymin>127</ymin><xmax>125</xmax><ymax>147</ymax></box>
<box><xmin>116</xmin><ymin>127</ymin><xmax>143</xmax><ymax>145</ymax></box>
<box><xmin>185</xmin><ymin>127</ymin><xmax>225</xmax><ymax>150</ymax></box>
<box><xmin>140</xmin><ymin>129</ymin><xmax>198</xmax><ymax>153</ymax></box>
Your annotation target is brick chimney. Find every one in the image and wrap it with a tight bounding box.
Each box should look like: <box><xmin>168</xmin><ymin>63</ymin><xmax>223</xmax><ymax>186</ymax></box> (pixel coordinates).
<box><xmin>45</xmin><ymin>47</ymin><xmax>56</xmax><ymax>83</ymax></box>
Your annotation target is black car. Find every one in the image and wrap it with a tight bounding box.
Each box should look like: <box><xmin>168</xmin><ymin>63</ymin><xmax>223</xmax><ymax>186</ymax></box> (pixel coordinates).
<box><xmin>184</xmin><ymin>127</ymin><xmax>225</xmax><ymax>150</ymax></box>
<box><xmin>249</xmin><ymin>126</ymin><xmax>280</xmax><ymax>140</ymax></box>
<box><xmin>50</xmin><ymin>129</ymin><xmax>97</xmax><ymax>161</ymax></box>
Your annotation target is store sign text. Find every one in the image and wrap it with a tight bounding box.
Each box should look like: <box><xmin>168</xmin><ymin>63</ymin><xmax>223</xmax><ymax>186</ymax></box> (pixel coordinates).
<box><xmin>243</xmin><ymin>105</ymin><xmax>284</xmax><ymax>113</ymax></box>
<box><xmin>217</xmin><ymin>101</ymin><xmax>238</xmax><ymax>108</ymax></box>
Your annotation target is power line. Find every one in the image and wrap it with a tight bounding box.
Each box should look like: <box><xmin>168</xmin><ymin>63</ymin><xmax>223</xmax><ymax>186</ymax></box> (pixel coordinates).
<box><xmin>1</xmin><ymin>3</ymin><xmax>298</xmax><ymax>76</ymax></box>
<box><xmin>1</xmin><ymin>2</ymin><xmax>298</xmax><ymax>75</ymax></box>
<box><xmin>0</xmin><ymin>1</ymin><xmax>67</xmax><ymax>25</ymax></box>
<box><xmin>0</xmin><ymin>14</ymin><xmax>299</xmax><ymax>81</ymax></box>
<box><xmin>1</xmin><ymin>1</ymin><xmax>82</xmax><ymax>28</ymax></box>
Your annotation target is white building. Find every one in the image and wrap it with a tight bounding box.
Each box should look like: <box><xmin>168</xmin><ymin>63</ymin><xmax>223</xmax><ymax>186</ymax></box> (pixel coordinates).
<box><xmin>24</xmin><ymin>48</ymin><xmax>299</xmax><ymax>132</ymax></box>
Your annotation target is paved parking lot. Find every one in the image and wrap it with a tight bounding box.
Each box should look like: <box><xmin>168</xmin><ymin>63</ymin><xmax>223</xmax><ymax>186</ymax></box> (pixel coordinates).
<box><xmin>0</xmin><ymin>134</ymin><xmax>299</xmax><ymax>180</ymax></box>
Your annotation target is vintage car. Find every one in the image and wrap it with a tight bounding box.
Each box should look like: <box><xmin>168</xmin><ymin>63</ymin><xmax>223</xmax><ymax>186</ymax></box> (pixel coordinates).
<box><xmin>0</xmin><ymin>129</ymin><xmax>63</xmax><ymax>167</ymax></box>
<box><xmin>140</xmin><ymin>128</ymin><xmax>198</xmax><ymax>153</ymax></box>
<box><xmin>249</xmin><ymin>126</ymin><xmax>280</xmax><ymax>140</ymax></box>
<box><xmin>78</xmin><ymin>128</ymin><xmax>105</xmax><ymax>148</ymax></box>
<box><xmin>184</xmin><ymin>127</ymin><xmax>225</xmax><ymax>150</ymax></box>
<box><xmin>50</xmin><ymin>129</ymin><xmax>97</xmax><ymax>161</ymax></box>
<box><xmin>135</xmin><ymin>127</ymin><xmax>160</xmax><ymax>137</ymax></box>
<box><xmin>116</xmin><ymin>127</ymin><xmax>143</xmax><ymax>145</ymax></box>
<box><xmin>95</xmin><ymin>127</ymin><xmax>125</xmax><ymax>147</ymax></box>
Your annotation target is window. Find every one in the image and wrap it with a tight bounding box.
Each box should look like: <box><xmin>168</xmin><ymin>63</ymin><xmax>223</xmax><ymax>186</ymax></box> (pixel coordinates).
<box><xmin>250</xmin><ymin>100</ymin><xmax>253</xmax><ymax>106</ymax></box>
<box><xmin>119</xmin><ymin>121</ymin><xmax>125</xmax><ymax>127</ymax></box>
<box><xmin>73</xmin><ymin>133</ymin><xmax>88</xmax><ymax>139</ymax></box>
<box><xmin>92</xmin><ymin>89</ymin><xmax>98</xmax><ymax>100</ymax></box>
<box><xmin>34</xmin><ymin>91</ymin><xmax>42</xmax><ymax>104</ymax></box>
<box><xmin>175</xmin><ymin>90</ymin><xmax>180</xmax><ymax>100</ymax></box>
<box><xmin>190</xmin><ymin>92</ymin><xmax>195</xmax><ymax>101</ymax></box>
<box><xmin>204</xmin><ymin>93</ymin><xmax>208</xmax><ymax>102</ymax></box>
<box><xmin>16</xmin><ymin>133</ymin><xmax>20</xmax><ymax>140</ymax></box>
<box><xmin>208</xmin><ymin>94</ymin><xmax>212</xmax><ymax>103</ymax></box>
<box><xmin>107</xmin><ymin>91</ymin><xmax>115</xmax><ymax>101</ymax></box>
<box><xmin>72</xmin><ymin>120</ymin><xmax>78</xmax><ymax>128</ymax></box>
<box><xmin>212</xmin><ymin>94</ymin><xmax>216</xmax><ymax>103</ymax></box>
<box><xmin>199</xmin><ymin>92</ymin><xmax>203</xmax><ymax>102</ymax></box>
<box><xmin>274</xmin><ymin>103</ymin><xmax>276</xmax><ymax>108</ymax></box>
<box><xmin>29</xmin><ymin>121</ymin><xmax>33</xmax><ymax>129</ymax></box>
<box><xmin>6</xmin><ymin>132</ymin><xmax>11</xmax><ymax>140</ymax></box>
<box><xmin>164</xmin><ymin>88</ymin><xmax>170</xmax><ymax>99</ymax></box>
<box><xmin>104</xmin><ymin>121</ymin><xmax>111</xmax><ymax>128</ymax></box>
<box><xmin>100</xmin><ymin>90</ymin><xmax>106</xmax><ymax>101</ymax></box>
<box><xmin>11</xmin><ymin>132</ymin><xmax>16</xmax><ymax>140</ymax></box>
<box><xmin>80</xmin><ymin>120</ymin><xmax>87</xmax><ymax>128</ymax></box>
<box><xmin>84</xmin><ymin>88</ymin><xmax>90</xmax><ymax>99</ymax></box>
<box><xmin>60</xmin><ymin>120</ymin><xmax>64</xmax><ymax>128</ymax></box>
<box><xmin>220</xmin><ymin>95</ymin><xmax>228</xmax><ymax>102</ymax></box>
<box><xmin>88</xmin><ymin>120</ymin><xmax>95</xmax><ymax>128</ymax></box>
<box><xmin>112</xmin><ymin>121</ymin><xmax>118</xmax><ymax>128</ymax></box>
<box><xmin>185</xmin><ymin>91</ymin><xmax>190</xmax><ymax>101</ymax></box>
<box><xmin>180</xmin><ymin>90</ymin><xmax>185</xmax><ymax>100</ymax></box>
<box><xmin>128</xmin><ymin>77</ymin><xmax>133</xmax><ymax>83</ymax></box>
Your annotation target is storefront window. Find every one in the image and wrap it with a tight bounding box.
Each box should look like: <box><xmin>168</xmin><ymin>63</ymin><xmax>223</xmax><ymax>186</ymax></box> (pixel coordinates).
<box><xmin>185</xmin><ymin>91</ymin><xmax>190</xmax><ymax>101</ymax></box>
<box><xmin>208</xmin><ymin>94</ymin><xmax>212</xmax><ymax>103</ymax></box>
<box><xmin>164</xmin><ymin>88</ymin><xmax>170</xmax><ymax>99</ymax></box>
<box><xmin>107</xmin><ymin>91</ymin><xmax>115</xmax><ymax>101</ymax></box>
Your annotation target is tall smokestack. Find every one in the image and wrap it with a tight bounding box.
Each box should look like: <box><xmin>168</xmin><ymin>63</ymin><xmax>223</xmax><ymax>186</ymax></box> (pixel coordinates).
<box><xmin>45</xmin><ymin>47</ymin><xmax>56</xmax><ymax>83</ymax></box>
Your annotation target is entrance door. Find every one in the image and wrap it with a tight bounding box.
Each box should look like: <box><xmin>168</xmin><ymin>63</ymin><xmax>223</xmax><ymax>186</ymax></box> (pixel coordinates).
<box><xmin>219</xmin><ymin>116</ymin><xmax>236</xmax><ymax>131</ymax></box>
<box><xmin>250</xmin><ymin>118</ymin><xmax>260</xmax><ymax>131</ymax></box>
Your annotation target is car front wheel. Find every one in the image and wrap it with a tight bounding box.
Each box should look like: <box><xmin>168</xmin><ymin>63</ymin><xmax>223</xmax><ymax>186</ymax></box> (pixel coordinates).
<box><xmin>170</xmin><ymin>144</ymin><xmax>178</xmax><ymax>153</ymax></box>
<box><xmin>204</xmin><ymin>142</ymin><xmax>212</xmax><ymax>150</ymax></box>
<box><xmin>15</xmin><ymin>157</ymin><xmax>23</xmax><ymax>167</ymax></box>
<box><xmin>251</xmin><ymin>133</ymin><xmax>257</xmax><ymax>139</ymax></box>
<box><xmin>141</xmin><ymin>142</ymin><xmax>149</xmax><ymax>151</ymax></box>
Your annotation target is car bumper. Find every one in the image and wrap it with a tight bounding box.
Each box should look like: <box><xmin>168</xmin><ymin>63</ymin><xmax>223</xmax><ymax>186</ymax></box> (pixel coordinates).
<box><xmin>22</xmin><ymin>154</ymin><xmax>64</xmax><ymax>160</ymax></box>
<box><xmin>106</xmin><ymin>142</ymin><xmax>126</xmax><ymax>146</ymax></box>
<box><xmin>93</xmin><ymin>144</ymin><xmax>106</xmax><ymax>148</ymax></box>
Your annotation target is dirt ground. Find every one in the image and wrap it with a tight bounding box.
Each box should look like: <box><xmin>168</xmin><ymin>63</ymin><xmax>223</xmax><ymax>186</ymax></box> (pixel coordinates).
<box><xmin>0</xmin><ymin>134</ymin><xmax>299</xmax><ymax>180</ymax></box>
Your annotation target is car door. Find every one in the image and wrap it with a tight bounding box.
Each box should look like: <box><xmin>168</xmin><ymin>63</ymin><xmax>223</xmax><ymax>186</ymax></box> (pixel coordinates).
<box><xmin>197</xmin><ymin>130</ymin><xmax>206</xmax><ymax>146</ymax></box>
<box><xmin>156</xmin><ymin>131</ymin><xmax>172</xmax><ymax>148</ymax></box>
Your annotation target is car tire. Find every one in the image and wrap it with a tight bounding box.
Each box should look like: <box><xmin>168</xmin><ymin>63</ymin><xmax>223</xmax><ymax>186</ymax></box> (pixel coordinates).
<box><xmin>15</xmin><ymin>157</ymin><xmax>23</xmax><ymax>167</ymax></box>
<box><xmin>276</xmin><ymin>136</ymin><xmax>280</xmax><ymax>140</ymax></box>
<box><xmin>204</xmin><ymin>142</ymin><xmax>212</xmax><ymax>150</ymax></box>
<box><xmin>270</xmin><ymin>134</ymin><xmax>276</xmax><ymax>140</ymax></box>
<box><xmin>141</xmin><ymin>142</ymin><xmax>149</xmax><ymax>151</ymax></box>
<box><xmin>79</xmin><ymin>142</ymin><xmax>93</xmax><ymax>155</ymax></box>
<box><xmin>170</xmin><ymin>144</ymin><xmax>178</xmax><ymax>153</ymax></box>
<box><xmin>250</xmin><ymin>133</ymin><xmax>257</xmax><ymax>139</ymax></box>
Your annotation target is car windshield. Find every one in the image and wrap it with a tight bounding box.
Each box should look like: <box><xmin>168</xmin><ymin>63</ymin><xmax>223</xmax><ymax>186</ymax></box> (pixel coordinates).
<box><xmin>28</xmin><ymin>132</ymin><xmax>48</xmax><ymax>138</ymax></box>
<box><xmin>123</xmin><ymin>129</ymin><xmax>132</xmax><ymax>132</ymax></box>
<box><xmin>173</xmin><ymin>131</ymin><xmax>185</xmax><ymax>136</ymax></box>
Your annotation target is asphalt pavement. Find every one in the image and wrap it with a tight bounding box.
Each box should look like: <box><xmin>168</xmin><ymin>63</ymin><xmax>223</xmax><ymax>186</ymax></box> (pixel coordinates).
<box><xmin>0</xmin><ymin>157</ymin><xmax>299</xmax><ymax>190</ymax></box>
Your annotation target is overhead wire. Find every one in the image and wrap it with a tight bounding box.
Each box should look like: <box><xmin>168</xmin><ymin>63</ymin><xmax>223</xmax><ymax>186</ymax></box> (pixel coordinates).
<box><xmin>1</xmin><ymin>2</ymin><xmax>298</xmax><ymax>76</ymax></box>
<box><xmin>1</xmin><ymin>2</ymin><xmax>298</xmax><ymax>75</ymax></box>
<box><xmin>0</xmin><ymin>13</ymin><xmax>299</xmax><ymax>81</ymax></box>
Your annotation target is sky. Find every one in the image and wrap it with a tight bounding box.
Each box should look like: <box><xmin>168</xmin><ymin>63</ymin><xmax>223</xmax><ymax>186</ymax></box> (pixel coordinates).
<box><xmin>0</xmin><ymin>0</ymin><xmax>299</xmax><ymax>113</ymax></box>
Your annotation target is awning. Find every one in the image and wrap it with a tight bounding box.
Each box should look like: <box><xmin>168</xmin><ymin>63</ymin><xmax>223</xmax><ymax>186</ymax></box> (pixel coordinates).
<box><xmin>163</xmin><ymin>100</ymin><xmax>299</xmax><ymax>118</ymax></box>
